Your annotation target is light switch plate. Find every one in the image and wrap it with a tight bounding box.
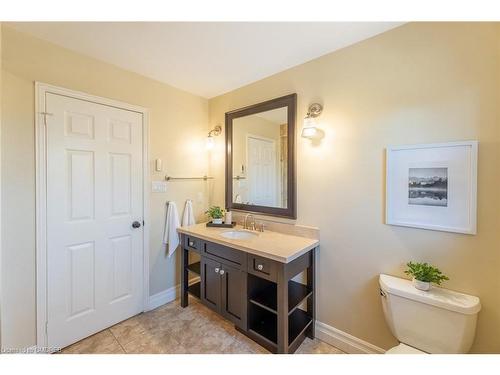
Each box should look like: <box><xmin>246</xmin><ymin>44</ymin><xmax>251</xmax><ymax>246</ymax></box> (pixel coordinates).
<box><xmin>152</xmin><ymin>181</ymin><xmax>167</xmax><ymax>193</ymax></box>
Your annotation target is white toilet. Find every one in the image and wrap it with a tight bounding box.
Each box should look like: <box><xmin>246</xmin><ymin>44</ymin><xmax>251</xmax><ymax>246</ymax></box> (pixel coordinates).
<box><xmin>379</xmin><ymin>274</ymin><xmax>481</xmax><ymax>354</ymax></box>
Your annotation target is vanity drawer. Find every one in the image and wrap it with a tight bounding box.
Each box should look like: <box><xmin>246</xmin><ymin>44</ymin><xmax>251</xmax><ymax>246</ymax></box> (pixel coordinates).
<box><xmin>247</xmin><ymin>254</ymin><xmax>278</xmax><ymax>282</ymax></box>
<box><xmin>185</xmin><ymin>235</ymin><xmax>201</xmax><ymax>252</ymax></box>
<box><xmin>203</xmin><ymin>241</ymin><xmax>246</xmax><ymax>268</ymax></box>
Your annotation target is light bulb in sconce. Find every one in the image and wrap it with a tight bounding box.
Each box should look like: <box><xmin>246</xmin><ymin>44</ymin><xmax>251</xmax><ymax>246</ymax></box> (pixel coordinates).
<box><xmin>206</xmin><ymin>125</ymin><xmax>222</xmax><ymax>150</ymax></box>
<box><xmin>206</xmin><ymin>135</ymin><xmax>215</xmax><ymax>150</ymax></box>
<box><xmin>301</xmin><ymin>103</ymin><xmax>323</xmax><ymax>139</ymax></box>
<box><xmin>301</xmin><ymin>116</ymin><xmax>318</xmax><ymax>138</ymax></box>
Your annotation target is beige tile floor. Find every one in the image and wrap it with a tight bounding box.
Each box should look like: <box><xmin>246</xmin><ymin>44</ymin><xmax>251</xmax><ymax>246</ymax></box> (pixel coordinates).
<box><xmin>60</xmin><ymin>297</ymin><xmax>344</xmax><ymax>354</ymax></box>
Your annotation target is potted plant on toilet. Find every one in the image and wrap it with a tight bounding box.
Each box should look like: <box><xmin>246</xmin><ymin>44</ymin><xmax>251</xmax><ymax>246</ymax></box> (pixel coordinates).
<box><xmin>205</xmin><ymin>206</ymin><xmax>225</xmax><ymax>225</ymax></box>
<box><xmin>404</xmin><ymin>261</ymin><xmax>449</xmax><ymax>291</ymax></box>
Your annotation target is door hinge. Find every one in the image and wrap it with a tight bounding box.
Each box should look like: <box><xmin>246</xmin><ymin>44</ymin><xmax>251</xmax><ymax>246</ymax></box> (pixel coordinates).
<box><xmin>39</xmin><ymin>112</ymin><xmax>53</xmax><ymax>126</ymax></box>
<box><xmin>45</xmin><ymin>321</ymin><xmax>48</xmax><ymax>335</ymax></box>
<box><xmin>142</xmin><ymin>220</ymin><xmax>145</xmax><ymax>226</ymax></box>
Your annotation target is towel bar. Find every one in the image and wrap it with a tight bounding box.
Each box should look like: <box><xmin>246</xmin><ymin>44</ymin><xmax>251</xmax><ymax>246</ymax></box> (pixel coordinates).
<box><xmin>165</xmin><ymin>175</ymin><xmax>214</xmax><ymax>181</ymax></box>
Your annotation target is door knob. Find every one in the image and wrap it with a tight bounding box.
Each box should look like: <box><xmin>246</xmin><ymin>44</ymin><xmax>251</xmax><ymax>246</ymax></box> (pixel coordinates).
<box><xmin>132</xmin><ymin>221</ymin><xmax>141</xmax><ymax>228</ymax></box>
<box><xmin>219</xmin><ymin>269</ymin><xmax>225</xmax><ymax>275</ymax></box>
<box><xmin>257</xmin><ymin>264</ymin><xmax>264</xmax><ymax>271</ymax></box>
<box><xmin>215</xmin><ymin>268</ymin><xmax>220</xmax><ymax>274</ymax></box>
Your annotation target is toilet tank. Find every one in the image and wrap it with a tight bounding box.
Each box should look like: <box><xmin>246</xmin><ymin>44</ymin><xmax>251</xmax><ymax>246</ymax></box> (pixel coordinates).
<box><xmin>379</xmin><ymin>274</ymin><xmax>481</xmax><ymax>353</ymax></box>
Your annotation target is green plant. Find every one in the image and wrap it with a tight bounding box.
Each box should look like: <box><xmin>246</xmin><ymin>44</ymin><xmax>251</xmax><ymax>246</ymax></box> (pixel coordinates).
<box><xmin>404</xmin><ymin>261</ymin><xmax>449</xmax><ymax>285</ymax></box>
<box><xmin>205</xmin><ymin>206</ymin><xmax>225</xmax><ymax>219</ymax></box>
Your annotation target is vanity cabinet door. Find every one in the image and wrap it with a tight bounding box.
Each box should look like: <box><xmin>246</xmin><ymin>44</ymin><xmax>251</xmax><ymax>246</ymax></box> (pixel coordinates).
<box><xmin>220</xmin><ymin>264</ymin><xmax>247</xmax><ymax>329</ymax></box>
<box><xmin>201</xmin><ymin>257</ymin><xmax>221</xmax><ymax>312</ymax></box>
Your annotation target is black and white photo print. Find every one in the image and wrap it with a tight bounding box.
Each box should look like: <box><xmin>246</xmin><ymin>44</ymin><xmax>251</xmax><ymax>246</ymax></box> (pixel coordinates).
<box><xmin>408</xmin><ymin>167</ymin><xmax>448</xmax><ymax>207</ymax></box>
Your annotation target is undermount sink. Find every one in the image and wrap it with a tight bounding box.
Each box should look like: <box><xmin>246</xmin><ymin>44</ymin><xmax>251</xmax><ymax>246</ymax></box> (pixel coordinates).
<box><xmin>220</xmin><ymin>230</ymin><xmax>258</xmax><ymax>240</ymax></box>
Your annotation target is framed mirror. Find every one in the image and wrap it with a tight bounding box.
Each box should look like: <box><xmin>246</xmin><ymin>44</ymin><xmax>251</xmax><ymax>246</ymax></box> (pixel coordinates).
<box><xmin>225</xmin><ymin>94</ymin><xmax>296</xmax><ymax>219</ymax></box>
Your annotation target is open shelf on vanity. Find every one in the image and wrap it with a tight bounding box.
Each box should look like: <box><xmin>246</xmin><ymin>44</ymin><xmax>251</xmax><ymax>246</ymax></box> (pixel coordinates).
<box><xmin>187</xmin><ymin>281</ymin><xmax>201</xmax><ymax>299</ymax></box>
<box><xmin>247</xmin><ymin>273</ymin><xmax>314</xmax><ymax>351</ymax></box>
<box><xmin>185</xmin><ymin>249</ymin><xmax>201</xmax><ymax>299</ymax></box>
<box><xmin>288</xmin><ymin>281</ymin><xmax>312</xmax><ymax>315</ymax></box>
<box><xmin>248</xmin><ymin>303</ymin><xmax>278</xmax><ymax>347</ymax></box>
<box><xmin>247</xmin><ymin>296</ymin><xmax>313</xmax><ymax>349</ymax></box>
<box><xmin>249</xmin><ymin>275</ymin><xmax>277</xmax><ymax>313</ymax></box>
<box><xmin>248</xmin><ymin>276</ymin><xmax>312</xmax><ymax>315</ymax></box>
<box><xmin>185</xmin><ymin>251</ymin><xmax>201</xmax><ymax>299</ymax></box>
<box><xmin>187</xmin><ymin>261</ymin><xmax>200</xmax><ymax>275</ymax></box>
<box><xmin>288</xmin><ymin>308</ymin><xmax>312</xmax><ymax>346</ymax></box>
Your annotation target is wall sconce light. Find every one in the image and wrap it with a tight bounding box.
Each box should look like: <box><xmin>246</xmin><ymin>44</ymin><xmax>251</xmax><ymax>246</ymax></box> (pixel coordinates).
<box><xmin>206</xmin><ymin>125</ymin><xmax>222</xmax><ymax>150</ymax></box>
<box><xmin>301</xmin><ymin>103</ymin><xmax>323</xmax><ymax>138</ymax></box>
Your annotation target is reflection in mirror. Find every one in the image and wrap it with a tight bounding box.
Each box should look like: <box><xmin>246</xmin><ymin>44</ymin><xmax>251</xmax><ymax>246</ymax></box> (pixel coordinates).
<box><xmin>232</xmin><ymin>107</ymin><xmax>288</xmax><ymax>209</ymax></box>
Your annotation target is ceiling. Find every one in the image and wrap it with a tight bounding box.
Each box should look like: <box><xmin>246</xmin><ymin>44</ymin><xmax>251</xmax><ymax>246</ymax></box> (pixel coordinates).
<box><xmin>9</xmin><ymin>22</ymin><xmax>403</xmax><ymax>98</ymax></box>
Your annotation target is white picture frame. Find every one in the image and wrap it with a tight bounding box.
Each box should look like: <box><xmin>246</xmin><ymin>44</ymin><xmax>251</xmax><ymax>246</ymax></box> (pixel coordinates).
<box><xmin>386</xmin><ymin>141</ymin><xmax>478</xmax><ymax>234</ymax></box>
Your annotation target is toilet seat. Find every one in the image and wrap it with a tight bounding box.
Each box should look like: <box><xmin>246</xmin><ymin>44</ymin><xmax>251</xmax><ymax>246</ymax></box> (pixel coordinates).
<box><xmin>385</xmin><ymin>343</ymin><xmax>426</xmax><ymax>354</ymax></box>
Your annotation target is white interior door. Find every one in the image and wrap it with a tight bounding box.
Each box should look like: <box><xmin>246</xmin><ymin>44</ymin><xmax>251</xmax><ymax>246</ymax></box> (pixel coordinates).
<box><xmin>45</xmin><ymin>93</ymin><xmax>144</xmax><ymax>349</ymax></box>
<box><xmin>247</xmin><ymin>136</ymin><xmax>277</xmax><ymax>206</ymax></box>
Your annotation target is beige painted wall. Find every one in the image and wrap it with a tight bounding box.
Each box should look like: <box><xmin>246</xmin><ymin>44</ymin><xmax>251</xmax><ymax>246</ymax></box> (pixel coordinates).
<box><xmin>209</xmin><ymin>23</ymin><xmax>500</xmax><ymax>353</ymax></box>
<box><xmin>0</xmin><ymin>26</ymin><xmax>209</xmax><ymax>348</ymax></box>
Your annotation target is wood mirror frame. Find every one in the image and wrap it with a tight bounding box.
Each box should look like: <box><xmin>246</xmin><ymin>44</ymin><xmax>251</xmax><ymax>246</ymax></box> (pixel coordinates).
<box><xmin>225</xmin><ymin>93</ymin><xmax>297</xmax><ymax>219</ymax></box>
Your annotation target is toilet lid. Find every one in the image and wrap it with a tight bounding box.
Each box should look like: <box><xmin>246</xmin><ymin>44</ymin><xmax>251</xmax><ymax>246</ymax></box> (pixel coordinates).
<box><xmin>379</xmin><ymin>274</ymin><xmax>481</xmax><ymax>315</ymax></box>
<box><xmin>385</xmin><ymin>343</ymin><xmax>425</xmax><ymax>354</ymax></box>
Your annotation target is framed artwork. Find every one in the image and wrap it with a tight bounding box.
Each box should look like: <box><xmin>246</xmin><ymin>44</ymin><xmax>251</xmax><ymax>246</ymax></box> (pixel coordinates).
<box><xmin>386</xmin><ymin>141</ymin><xmax>478</xmax><ymax>234</ymax></box>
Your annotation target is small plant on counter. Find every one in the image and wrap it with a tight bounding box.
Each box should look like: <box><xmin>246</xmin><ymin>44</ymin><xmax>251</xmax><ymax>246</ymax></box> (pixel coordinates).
<box><xmin>404</xmin><ymin>261</ymin><xmax>449</xmax><ymax>291</ymax></box>
<box><xmin>205</xmin><ymin>206</ymin><xmax>225</xmax><ymax>224</ymax></box>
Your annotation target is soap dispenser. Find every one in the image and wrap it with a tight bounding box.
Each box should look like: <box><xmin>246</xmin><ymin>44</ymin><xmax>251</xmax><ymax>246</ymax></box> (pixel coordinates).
<box><xmin>225</xmin><ymin>210</ymin><xmax>232</xmax><ymax>225</ymax></box>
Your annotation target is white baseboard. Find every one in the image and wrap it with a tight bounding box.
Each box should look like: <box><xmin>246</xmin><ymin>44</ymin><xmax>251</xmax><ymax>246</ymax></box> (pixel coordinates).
<box><xmin>147</xmin><ymin>285</ymin><xmax>179</xmax><ymax>311</ymax></box>
<box><xmin>147</xmin><ymin>277</ymin><xmax>200</xmax><ymax>311</ymax></box>
<box><xmin>315</xmin><ymin>321</ymin><xmax>386</xmax><ymax>354</ymax></box>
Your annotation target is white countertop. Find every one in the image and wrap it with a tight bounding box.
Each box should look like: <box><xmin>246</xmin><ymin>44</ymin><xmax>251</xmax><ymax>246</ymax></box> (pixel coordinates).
<box><xmin>177</xmin><ymin>223</ymin><xmax>319</xmax><ymax>263</ymax></box>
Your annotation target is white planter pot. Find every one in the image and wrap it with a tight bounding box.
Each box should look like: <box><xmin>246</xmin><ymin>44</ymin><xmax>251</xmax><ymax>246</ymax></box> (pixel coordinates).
<box><xmin>212</xmin><ymin>218</ymin><xmax>223</xmax><ymax>225</ymax></box>
<box><xmin>413</xmin><ymin>278</ymin><xmax>431</xmax><ymax>291</ymax></box>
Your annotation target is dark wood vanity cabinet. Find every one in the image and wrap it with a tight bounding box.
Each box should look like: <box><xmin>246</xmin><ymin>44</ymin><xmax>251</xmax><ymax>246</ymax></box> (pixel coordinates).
<box><xmin>200</xmin><ymin>257</ymin><xmax>221</xmax><ymax>310</ymax></box>
<box><xmin>220</xmin><ymin>264</ymin><xmax>247</xmax><ymax>328</ymax></box>
<box><xmin>199</xmin><ymin>256</ymin><xmax>247</xmax><ymax>329</ymax></box>
<box><xmin>180</xmin><ymin>233</ymin><xmax>316</xmax><ymax>354</ymax></box>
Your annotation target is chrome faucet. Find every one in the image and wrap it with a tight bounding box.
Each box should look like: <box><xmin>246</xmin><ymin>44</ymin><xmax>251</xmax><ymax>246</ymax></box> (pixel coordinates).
<box><xmin>243</xmin><ymin>214</ymin><xmax>255</xmax><ymax>230</ymax></box>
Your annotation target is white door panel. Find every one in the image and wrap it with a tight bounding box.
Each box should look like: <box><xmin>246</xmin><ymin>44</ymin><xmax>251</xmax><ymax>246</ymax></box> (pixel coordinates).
<box><xmin>247</xmin><ymin>136</ymin><xmax>277</xmax><ymax>207</ymax></box>
<box><xmin>46</xmin><ymin>93</ymin><xmax>144</xmax><ymax>349</ymax></box>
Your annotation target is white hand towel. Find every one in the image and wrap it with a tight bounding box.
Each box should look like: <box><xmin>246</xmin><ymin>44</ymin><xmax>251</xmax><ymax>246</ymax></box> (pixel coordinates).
<box><xmin>182</xmin><ymin>199</ymin><xmax>196</xmax><ymax>227</ymax></box>
<box><xmin>163</xmin><ymin>201</ymin><xmax>180</xmax><ymax>257</ymax></box>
